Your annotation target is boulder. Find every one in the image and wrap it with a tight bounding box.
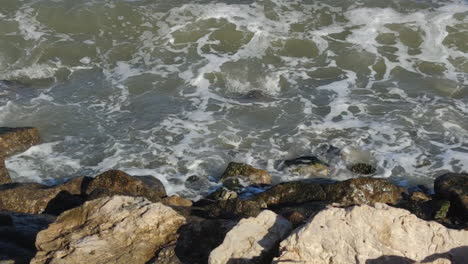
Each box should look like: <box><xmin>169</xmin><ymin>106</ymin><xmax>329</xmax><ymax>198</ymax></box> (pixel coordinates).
<box><xmin>0</xmin><ymin>127</ymin><xmax>41</xmax><ymax>158</ymax></box>
<box><xmin>434</xmin><ymin>173</ymin><xmax>468</xmax><ymax>221</ymax></box>
<box><xmin>274</xmin><ymin>204</ymin><xmax>468</xmax><ymax>264</ymax></box>
<box><xmin>86</xmin><ymin>170</ymin><xmax>166</xmax><ymax>202</ymax></box>
<box><xmin>209</xmin><ymin>210</ymin><xmax>292</xmax><ymax>264</ymax></box>
<box><xmin>0</xmin><ymin>159</ymin><xmax>10</xmax><ymax>185</ymax></box>
<box><xmin>32</xmin><ymin>196</ymin><xmax>186</xmax><ymax>264</ymax></box>
<box><xmin>253</xmin><ymin>181</ymin><xmax>327</xmax><ymax>206</ymax></box>
<box><xmin>283</xmin><ymin>156</ymin><xmax>330</xmax><ymax>177</ymax></box>
<box><xmin>221</xmin><ymin>162</ymin><xmax>271</xmax><ymax>186</ymax></box>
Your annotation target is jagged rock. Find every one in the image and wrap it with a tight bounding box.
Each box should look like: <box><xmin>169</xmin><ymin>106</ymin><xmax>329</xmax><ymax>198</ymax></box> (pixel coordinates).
<box><xmin>174</xmin><ymin>218</ymin><xmax>236</xmax><ymax>264</ymax></box>
<box><xmin>283</xmin><ymin>156</ymin><xmax>330</xmax><ymax>177</ymax></box>
<box><xmin>209</xmin><ymin>210</ymin><xmax>292</xmax><ymax>264</ymax></box>
<box><xmin>434</xmin><ymin>173</ymin><xmax>468</xmax><ymax>220</ymax></box>
<box><xmin>274</xmin><ymin>204</ymin><xmax>468</xmax><ymax>264</ymax></box>
<box><xmin>163</xmin><ymin>195</ymin><xmax>193</xmax><ymax>207</ymax></box>
<box><xmin>32</xmin><ymin>196</ymin><xmax>186</xmax><ymax>264</ymax></box>
<box><xmin>0</xmin><ymin>177</ymin><xmax>88</xmax><ymax>214</ymax></box>
<box><xmin>86</xmin><ymin>170</ymin><xmax>166</xmax><ymax>202</ymax></box>
<box><xmin>0</xmin><ymin>159</ymin><xmax>10</xmax><ymax>185</ymax></box>
<box><xmin>0</xmin><ymin>212</ymin><xmax>55</xmax><ymax>264</ymax></box>
<box><xmin>324</xmin><ymin>177</ymin><xmax>404</xmax><ymax>206</ymax></box>
<box><xmin>221</xmin><ymin>162</ymin><xmax>271</xmax><ymax>186</ymax></box>
<box><xmin>0</xmin><ymin>127</ymin><xmax>41</xmax><ymax>158</ymax></box>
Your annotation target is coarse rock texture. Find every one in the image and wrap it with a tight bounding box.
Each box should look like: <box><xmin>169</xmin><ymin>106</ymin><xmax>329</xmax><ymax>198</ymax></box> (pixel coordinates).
<box><xmin>283</xmin><ymin>156</ymin><xmax>330</xmax><ymax>178</ymax></box>
<box><xmin>274</xmin><ymin>203</ymin><xmax>468</xmax><ymax>264</ymax></box>
<box><xmin>163</xmin><ymin>195</ymin><xmax>193</xmax><ymax>207</ymax></box>
<box><xmin>209</xmin><ymin>210</ymin><xmax>292</xmax><ymax>264</ymax></box>
<box><xmin>0</xmin><ymin>212</ymin><xmax>55</xmax><ymax>264</ymax></box>
<box><xmin>0</xmin><ymin>127</ymin><xmax>41</xmax><ymax>158</ymax></box>
<box><xmin>434</xmin><ymin>173</ymin><xmax>468</xmax><ymax>220</ymax></box>
<box><xmin>221</xmin><ymin>162</ymin><xmax>271</xmax><ymax>185</ymax></box>
<box><xmin>32</xmin><ymin>196</ymin><xmax>186</xmax><ymax>264</ymax></box>
<box><xmin>85</xmin><ymin>170</ymin><xmax>166</xmax><ymax>202</ymax></box>
<box><xmin>0</xmin><ymin>159</ymin><xmax>10</xmax><ymax>185</ymax></box>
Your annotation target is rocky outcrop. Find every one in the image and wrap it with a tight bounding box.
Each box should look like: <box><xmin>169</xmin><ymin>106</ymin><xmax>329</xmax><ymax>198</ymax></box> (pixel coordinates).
<box><xmin>32</xmin><ymin>196</ymin><xmax>186</xmax><ymax>264</ymax></box>
<box><xmin>0</xmin><ymin>127</ymin><xmax>42</xmax><ymax>184</ymax></box>
<box><xmin>274</xmin><ymin>203</ymin><xmax>468</xmax><ymax>264</ymax></box>
<box><xmin>221</xmin><ymin>162</ymin><xmax>271</xmax><ymax>186</ymax></box>
<box><xmin>209</xmin><ymin>210</ymin><xmax>292</xmax><ymax>264</ymax></box>
<box><xmin>434</xmin><ymin>173</ymin><xmax>468</xmax><ymax>221</ymax></box>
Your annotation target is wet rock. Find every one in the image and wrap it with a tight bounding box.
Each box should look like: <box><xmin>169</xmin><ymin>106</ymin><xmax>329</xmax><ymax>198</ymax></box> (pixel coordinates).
<box><xmin>253</xmin><ymin>181</ymin><xmax>327</xmax><ymax>206</ymax></box>
<box><xmin>209</xmin><ymin>210</ymin><xmax>292</xmax><ymax>264</ymax></box>
<box><xmin>163</xmin><ymin>195</ymin><xmax>193</xmax><ymax>207</ymax></box>
<box><xmin>240</xmin><ymin>90</ymin><xmax>270</xmax><ymax>100</ymax></box>
<box><xmin>434</xmin><ymin>173</ymin><xmax>468</xmax><ymax>221</ymax></box>
<box><xmin>324</xmin><ymin>177</ymin><xmax>404</xmax><ymax>206</ymax></box>
<box><xmin>32</xmin><ymin>196</ymin><xmax>186</xmax><ymax>264</ymax></box>
<box><xmin>0</xmin><ymin>159</ymin><xmax>10</xmax><ymax>185</ymax></box>
<box><xmin>347</xmin><ymin>162</ymin><xmax>376</xmax><ymax>175</ymax></box>
<box><xmin>85</xmin><ymin>170</ymin><xmax>166</xmax><ymax>202</ymax></box>
<box><xmin>151</xmin><ymin>244</ymin><xmax>182</xmax><ymax>264</ymax></box>
<box><xmin>0</xmin><ymin>177</ymin><xmax>89</xmax><ymax>214</ymax></box>
<box><xmin>207</xmin><ymin>187</ymin><xmax>238</xmax><ymax>201</ymax></box>
<box><xmin>269</xmin><ymin>201</ymin><xmax>327</xmax><ymax>228</ymax></box>
<box><xmin>222</xmin><ymin>178</ymin><xmax>245</xmax><ymax>191</ymax></box>
<box><xmin>409</xmin><ymin>191</ymin><xmax>431</xmax><ymax>202</ymax></box>
<box><xmin>283</xmin><ymin>156</ymin><xmax>330</xmax><ymax>177</ymax></box>
<box><xmin>0</xmin><ymin>127</ymin><xmax>41</xmax><ymax>158</ymax></box>
<box><xmin>221</xmin><ymin>162</ymin><xmax>271</xmax><ymax>186</ymax></box>
<box><xmin>174</xmin><ymin>218</ymin><xmax>236</xmax><ymax>264</ymax></box>
<box><xmin>274</xmin><ymin>203</ymin><xmax>468</xmax><ymax>264</ymax></box>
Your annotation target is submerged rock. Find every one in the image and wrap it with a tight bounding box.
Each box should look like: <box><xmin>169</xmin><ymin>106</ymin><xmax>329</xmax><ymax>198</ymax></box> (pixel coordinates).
<box><xmin>209</xmin><ymin>210</ymin><xmax>292</xmax><ymax>264</ymax></box>
<box><xmin>434</xmin><ymin>173</ymin><xmax>468</xmax><ymax>221</ymax></box>
<box><xmin>274</xmin><ymin>203</ymin><xmax>468</xmax><ymax>264</ymax></box>
<box><xmin>32</xmin><ymin>196</ymin><xmax>186</xmax><ymax>264</ymax></box>
<box><xmin>282</xmin><ymin>156</ymin><xmax>330</xmax><ymax>177</ymax></box>
<box><xmin>221</xmin><ymin>162</ymin><xmax>271</xmax><ymax>186</ymax></box>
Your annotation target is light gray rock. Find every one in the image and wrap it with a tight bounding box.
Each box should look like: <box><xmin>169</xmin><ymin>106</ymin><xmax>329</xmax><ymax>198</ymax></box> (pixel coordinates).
<box><xmin>274</xmin><ymin>203</ymin><xmax>468</xmax><ymax>264</ymax></box>
<box><xmin>32</xmin><ymin>196</ymin><xmax>186</xmax><ymax>264</ymax></box>
<box><xmin>209</xmin><ymin>210</ymin><xmax>292</xmax><ymax>264</ymax></box>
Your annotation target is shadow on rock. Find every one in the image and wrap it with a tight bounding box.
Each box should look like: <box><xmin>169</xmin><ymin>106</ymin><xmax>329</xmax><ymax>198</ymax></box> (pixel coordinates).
<box><xmin>365</xmin><ymin>246</ymin><xmax>468</xmax><ymax>264</ymax></box>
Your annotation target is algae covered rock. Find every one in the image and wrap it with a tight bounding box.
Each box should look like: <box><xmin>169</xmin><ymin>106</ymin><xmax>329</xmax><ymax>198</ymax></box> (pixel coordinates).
<box><xmin>32</xmin><ymin>196</ymin><xmax>186</xmax><ymax>264</ymax></box>
<box><xmin>434</xmin><ymin>173</ymin><xmax>468</xmax><ymax>220</ymax></box>
<box><xmin>221</xmin><ymin>162</ymin><xmax>271</xmax><ymax>186</ymax></box>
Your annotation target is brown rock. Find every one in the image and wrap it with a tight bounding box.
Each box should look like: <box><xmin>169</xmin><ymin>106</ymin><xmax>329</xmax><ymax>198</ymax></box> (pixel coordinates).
<box><xmin>0</xmin><ymin>127</ymin><xmax>41</xmax><ymax>158</ymax></box>
<box><xmin>0</xmin><ymin>159</ymin><xmax>10</xmax><ymax>185</ymax></box>
<box><xmin>86</xmin><ymin>170</ymin><xmax>166</xmax><ymax>202</ymax></box>
<box><xmin>32</xmin><ymin>196</ymin><xmax>186</xmax><ymax>264</ymax></box>
<box><xmin>163</xmin><ymin>195</ymin><xmax>193</xmax><ymax>207</ymax></box>
<box><xmin>410</xmin><ymin>191</ymin><xmax>431</xmax><ymax>202</ymax></box>
<box><xmin>221</xmin><ymin>162</ymin><xmax>271</xmax><ymax>185</ymax></box>
<box><xmin>253</xmin><ymin>181</ymin><xmax>327</xmax><ymax>206</ymax></box>
<box><xmin>434</xmin><ymin>173</ymin><xmax>468</xmax><ymax>221</ymax></box>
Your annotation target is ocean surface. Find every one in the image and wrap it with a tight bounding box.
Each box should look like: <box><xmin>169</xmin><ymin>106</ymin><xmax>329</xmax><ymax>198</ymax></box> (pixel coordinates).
<box><xmin>0</xmin><ymin>0</ymin><xmax>467</xmax><ymax>198</ymax></box>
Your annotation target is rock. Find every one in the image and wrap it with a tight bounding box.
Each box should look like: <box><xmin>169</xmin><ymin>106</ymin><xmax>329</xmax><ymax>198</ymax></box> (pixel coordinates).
<box><xmin>0</xmin><ymin>159</ymin><xmax>10</xmax><ymax>185</ymax></box>
<box><xmin>0</xmin><ymin>176</ymin><xmax>88</xmax><ymax>214</ymax></box>
<box><xmin>274</xmin><ymin>204</ymin><xmax>468</xmax><ymax>264</ymax></box>
<box><xmin>253</xmin><ymin>181</ymin><xmax>327</xmax><ymax>206</ymax></box>
<box><xmin>0</xmin><ymin>212</ymin><xmax>55</xmax><ymax>264</ymax></box>
<box><xmin>0</xmin><ymin>127</ymin><xmax>41</xmax><ymax>158</ymax></box>
<box><xmin>163</xmin><ymin>195</ymin><xmax>193</xmax><ymax>207</ymax></box>
<box><xmin>32</xmin><ymin>196</ymin><xmax>186</xmax><ymax>264</ymax></box>
<box><xmin>434</xmin><ymin>173</ymin><xmax>468</xmax><ymax>221</ymax></box>
<box><xmin>347</xmin><ymin>162</ymin><xmax>376</xmax><ymax>175</ymax></box>
<box><xmin>209</xmin><ymin>210</ymin><xmax>292</xmax><ymax>264</ymax></box>
<box><xmin>151</xmin><ymin>244</ymin><xmax>182</xmax><ymax>264</ymax></box>
<box><xmin>283</xmin><ymin>156</ymin><xmax>330</xmax><ymax>177</ymax></box>
<box><xmin>174</xmin><ymin>218</ymin><xmax>236</xmax><ymax>264</ymax></box>
<box><xmin>410</xmin><ymin>191</ymin><xmax>431</xmax><ymax>202</ymax></box>
<box><xmin>207</xmin><ymin>187</ymin><xmax>238</xmax><ymax>201</ymax></box>
<box><xmin>324</xmin><ymin>177</ymin><xmax>404</xmax><ymax>206</ymax></box>
<box><xmin>221</xmin><ymin>162</ymin><xmax>271</xmax><ymax>186</ymax></box>
<box><xmin>86</xmin><ymin>170</ymin><xmax>166</xmax><ymax>202</ymax></box>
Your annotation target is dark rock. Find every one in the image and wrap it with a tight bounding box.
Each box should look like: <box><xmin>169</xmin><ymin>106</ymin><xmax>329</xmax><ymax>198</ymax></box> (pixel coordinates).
<box><xmin>85</xmin><ymin>170</ymin><xmax>166</xmax><ymax>202</ymax></box>
<box><xmin>207</xmin><ymin>187</ymin><xmax>238</xmax><ymax>201</ymax></box>
<box><xmin>0</xmin><ymin>127</ymin><xmax>41</xmax><ymax>158</ymax></box>
<box><xmin>434</xmin><ymin>173</ymin><xmax>468</xmax><ymax>221</ymax></box>
<box><xmin>282</xmin><ymin>156</ymin><xmax>330</xmax><ymax>177</ymax></box>
<box><xmin>222</xmin><ymin>178</ymin><xmax>244</xmax><ymax>191</ymax></box>
<box><xmin>253</xmin><ymin>181</ymin><xmax>327</xmax><ymax>206</ymax></box>
<box><xmin>271</xmin><ymin>201</ymin><xmax>327</xmax><ymax>228</ymax></box>
<box><xmin>324</xmin><ymin>177</ymin><xmax>404</xmax><ymax>206</ymax></box>
<box><xmin>347</xmin><ymin>163</ymin><xmax>376</xmax><ymax>175</ymax></box>
<box><xmin>174</xmin><ymin>218</ymin><xmax>236</xmax><ymax>264</ymax></box>
<box><xmin>186</xmin><ymin>175</ymin><xmax>199</xmax><ymax>183</ymax></box>
<box><xmin>0</xmin><ymin>213</ymin><xmax>13</xmax><ymax>226</ymax></box>
<box><xmin>0</xmin><ymin>176</ymin><xmax>89</xmax><ymax>214</ymax></box>
<box><xmin>152</xmin><ymin>244</ymin><xmax>182</xmax><ymax>264</ymax></box>
<box><xmin>0</xmin><ymin>159</ymin><xmax>10</xmax><ymax>185</ymax></box>
<box><xmin>221</xmin><ymin>162</ymin><xmax>271</xmax><ymax>185</ymax></box>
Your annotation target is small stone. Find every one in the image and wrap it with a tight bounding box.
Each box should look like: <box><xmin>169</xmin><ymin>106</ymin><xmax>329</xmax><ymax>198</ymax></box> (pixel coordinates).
<box><xmin>434</xmin><ymin>200</ymin><xmax>451</xmax><ymax>220</ymax></box>
<box><xmin>221</xmin><ymin>162</ymin><xmax>271</xmax><ymax>185</ymax></box>
<box><xmin>283</xmin><ymin>156</ymin><xmax>330</xmax><ymax>178</ymax></box>
<box><xmin>208</xmin><ymin>187</ymin><xmax>238</xmax><ymax>201</ymax></box>
<box><xmin>347</xmin><ymin>163</ymin><xmax>376</xmax><ymax>175</ymax></box>
<box><xmin>410</xmin><ymin>191</ymin><xmax>431</xmax><ymax>202</ymax></box>
<box><xmin>163</xmin><ymin>195</ymin><xmax>193</xmax><ymax>207</ymax></box>
<box><xmin>222</xmin><ymin>178</ymin><xmax>244</xmax><ymax>191</ymax></box>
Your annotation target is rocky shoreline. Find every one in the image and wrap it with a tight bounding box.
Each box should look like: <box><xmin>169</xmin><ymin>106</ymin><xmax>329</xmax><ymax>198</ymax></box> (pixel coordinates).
<box><xmin>0</xmin><ymin>127</ymin><xmax>467</xmax><ymax>264</ymax></box>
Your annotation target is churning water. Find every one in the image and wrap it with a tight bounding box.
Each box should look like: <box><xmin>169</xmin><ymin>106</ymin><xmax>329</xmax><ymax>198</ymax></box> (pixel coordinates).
<box><xmin>0</xmin><ymin>0</ymin><xmax>467</xmax><ymax>197</ymax></box>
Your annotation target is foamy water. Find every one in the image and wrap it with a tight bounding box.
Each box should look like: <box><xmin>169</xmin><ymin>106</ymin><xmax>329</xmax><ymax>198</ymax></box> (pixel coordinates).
<box><xmin>0</xmin><ymin>0</ymin><xmax>467</xmax><ymax>198</ymax></box>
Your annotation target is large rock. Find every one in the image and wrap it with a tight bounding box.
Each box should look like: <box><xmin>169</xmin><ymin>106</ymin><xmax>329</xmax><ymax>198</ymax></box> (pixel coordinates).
<box><xmin>254</xmin><ymin>181</ymin><xmax>327</xmax><ymax>206</ymax></box>
<box><xmin>434</xmin><ymin>173</ymin><xmax>468</xmax><ymax>221</ymax></box>
<box><xmin>221</xmin><ymin>162</ymin><xmax>271</xmax><ymax>186</ymax></box>
<box><xmin>0</xmin><ymin>127</ymin><xmax>41</xmax><ymax>158</ymax></box>
<box><xmin>274</xmin><ymin>203</ymin><xmax>468</xmax><ymax>264</ymax></box>
<box><xmin>209</xmin><ymin>210</ymin><xmax>292</xmax><ymax>264</ymax></box>
<box><xmin>32</xmin><ymin>196</ymin><xmax>186</xmax><ymax>264</ymax></box>
<box><xmin>86</xmin><ymin>170</ymin><xmax>166</xmax><ymax>202</ymax></box>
